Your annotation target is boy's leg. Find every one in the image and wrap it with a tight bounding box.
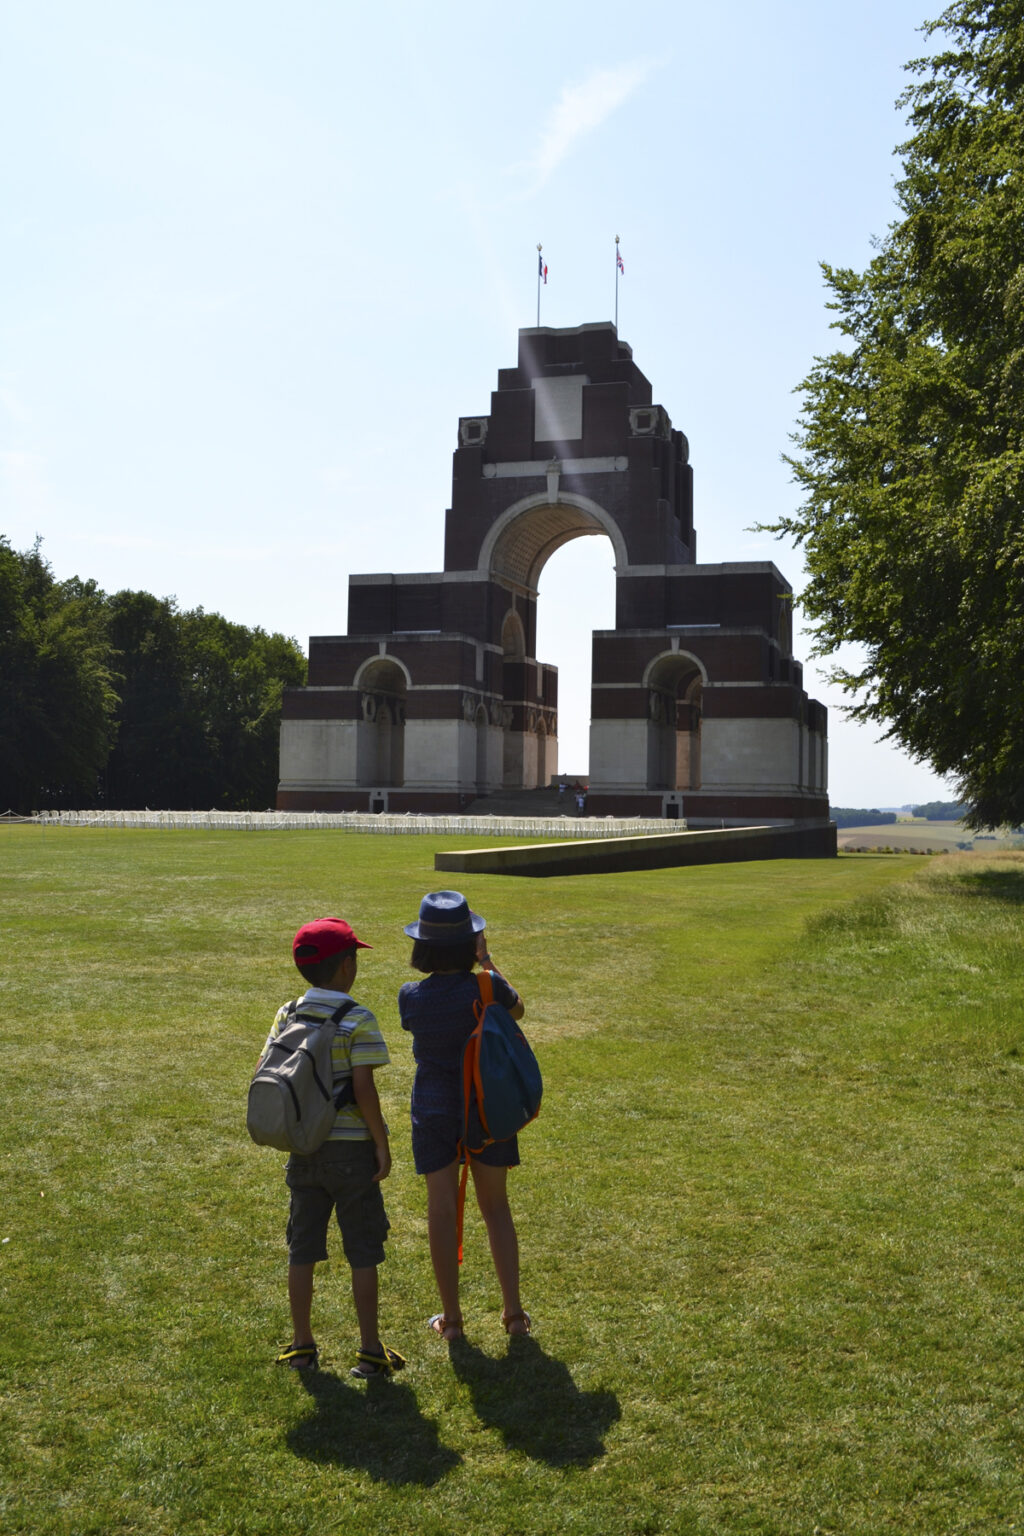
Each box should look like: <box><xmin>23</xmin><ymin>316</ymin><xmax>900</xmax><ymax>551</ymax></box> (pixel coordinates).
<box><xmin>470</xmin><ymin>1162</ymin><xmax>527</xmax><ymax>1332</ymax></box>
<box><xmin>326</xmin><ymin>1143</ymin><xmax>402</xmax><ymax>1371</ymax></box>
<box><xmin>425</xmin><ymin>1160</ymin><xmax>463</xmax><ymax>1337</ymax></box>
<box><xmin>284</xmin><ymin>1163</ymin><xmax>333</xmax><ymax>1362</ymax></box>
<box><xmin>351</xmin><ymin>1265</ymin><xmax>381</xmax><ymax>1354</ymax></box>
<box><xmin>287</xmin><ymin>1262</ymin><xmax>316</xmax><ymax>1350</ymax></box>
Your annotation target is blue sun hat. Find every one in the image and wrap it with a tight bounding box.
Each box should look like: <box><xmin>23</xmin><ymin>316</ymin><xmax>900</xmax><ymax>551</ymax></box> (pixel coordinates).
<box><xmin>404</xmin><ymin>890</ymin><xmax>486</xmax><ymax>945</ymax></box>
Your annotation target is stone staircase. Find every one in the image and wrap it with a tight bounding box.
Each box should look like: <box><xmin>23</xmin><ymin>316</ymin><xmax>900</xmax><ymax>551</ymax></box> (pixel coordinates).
<box><xmin>462</xmin><ymin>785</ymin><xmax>580</xmax><ymax>818</ymax></box>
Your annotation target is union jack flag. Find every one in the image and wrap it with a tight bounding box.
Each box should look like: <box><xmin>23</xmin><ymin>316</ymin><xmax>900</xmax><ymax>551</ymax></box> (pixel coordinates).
<box><xmin>617</xmin><ymin>249</ymin><xmax>625</xmax><ymax>274</ymax></box>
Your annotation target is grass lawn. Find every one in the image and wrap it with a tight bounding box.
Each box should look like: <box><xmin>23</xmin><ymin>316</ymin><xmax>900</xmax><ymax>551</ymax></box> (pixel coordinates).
<box><xmin>2</xmin><ymin>828</ymin><xmax>1022</xmax><ymax>1535</ymax></box>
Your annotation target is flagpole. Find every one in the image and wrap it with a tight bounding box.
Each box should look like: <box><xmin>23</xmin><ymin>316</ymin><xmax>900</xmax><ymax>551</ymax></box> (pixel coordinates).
<box><xmin>537</xmin><ymin>243</ymin><xmax>542</xmax><ymax>326</ymax></box>
<box><xmin>615</xmin><ymin>235</ymin><xmax>620</xmax><ymax>330</ymax></box>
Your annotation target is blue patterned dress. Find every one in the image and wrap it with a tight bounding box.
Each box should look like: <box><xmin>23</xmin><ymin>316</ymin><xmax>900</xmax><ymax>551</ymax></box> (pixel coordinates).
<box><xmin>398</xmin><ymin>969</ymin><xmax>521</xmax><ymax>1175</ymax></box>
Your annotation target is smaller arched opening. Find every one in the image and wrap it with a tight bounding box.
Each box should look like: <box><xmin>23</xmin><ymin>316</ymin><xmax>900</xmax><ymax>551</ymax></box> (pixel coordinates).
<box><xmin>501</xmin><ymin>608</ymin><xmax>526</xmax><ymax>788</ymax></box>
<box><xmin>535</xmin><ymin>713</ymin><xmax>553</xmax><ymax>790</ymax></box>
<box><xmin>644</xmin><ymin>652</ymin><xmax>705</xmax><ymax>791</ymax></box>
<box><xmin>501</xmin><ymin>608</ymin><xmax>526</xmax><ymax>660</ymax></box>
<box><xmin>474</xmin><ymin>703</ymin><xmax>490</xmax><ymax>795</ymax></box>
<box><xmin>355</xmin><ymin>657</ymin><xmax>407</xmax><ymax>789</ymax></box>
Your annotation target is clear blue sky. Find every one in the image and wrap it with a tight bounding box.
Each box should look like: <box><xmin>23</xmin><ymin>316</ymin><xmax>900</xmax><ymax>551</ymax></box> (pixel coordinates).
<box><xmin>1</xmin><ymin>0</ymin><xmax>957</xmax><ymax>807</ymax></box>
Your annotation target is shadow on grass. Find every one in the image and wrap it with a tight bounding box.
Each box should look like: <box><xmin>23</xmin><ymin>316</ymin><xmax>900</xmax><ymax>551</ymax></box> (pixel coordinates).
<box><xmin>945</xmin><ymin>864</ymin><xmax>1024</xmax><ymax>903</ymax></box>
<box><xmin>288</xmin><ymin>1370</ymin><xmax>460</xmax><ymax>1486</ymax></box>
<box><xmin>449</xmin><ymin>1335</ymin><xmax>620</xmax><ymax>1467</ymax></box>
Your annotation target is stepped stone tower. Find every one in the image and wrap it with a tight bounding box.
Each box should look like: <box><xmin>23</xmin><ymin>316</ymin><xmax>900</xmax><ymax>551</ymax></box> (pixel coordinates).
<box><xmin>278</xmin><ymin>322</ymin><xmax>829</xmax><ymax>824</ymax></box>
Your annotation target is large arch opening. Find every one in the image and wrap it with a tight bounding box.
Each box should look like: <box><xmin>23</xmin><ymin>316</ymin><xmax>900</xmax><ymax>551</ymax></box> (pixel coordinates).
<box><xmin>482</xmin><ymin>495</ymin><xmax>622</xmax><ymax>785</ymax></box>
<box><xmin>535</xmin><ymin>534</ymin><xmax>616</xmax><ymax>777</ymax></box>
<box><xmin>480</xmin><ymin>490</ymin><xmax>628</xmax><ymax>589</ymax></box>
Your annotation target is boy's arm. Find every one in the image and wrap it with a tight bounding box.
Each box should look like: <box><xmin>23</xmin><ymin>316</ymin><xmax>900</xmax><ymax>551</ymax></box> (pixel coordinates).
<box><xmin>351</xmin><ymin>1065</ymin><xmax>391</xmax><ymax>1182</ymax></box>
<box><xmin>255</xmin><ymin>1004</ymin><xmax>290</xmax><ymax>1069</ymax></box>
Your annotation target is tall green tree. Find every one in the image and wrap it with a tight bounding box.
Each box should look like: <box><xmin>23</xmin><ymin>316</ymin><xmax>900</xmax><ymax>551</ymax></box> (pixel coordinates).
<box><xmin>773</xmin><ymin>1</ymin><xmax>1024</xmax><ymax>828</ymax></box>
<box><xmin>0</xmin><ymin>538</ymin><xmax>118</xmax><ymax>812</ymax></box>
<box><xmin>102</xmin><ymin>590</ymin><xmax>202</xmax><ymax>808</ymax></box>
<box><xmin>175</xmin><ymin>608</ymin><xmax>306</xmax><ymax>810</ymax></box>
<box><xmin>104</xmin><ymin>594</ymin><xmax>305</xmax><ymax>810</ymax></box>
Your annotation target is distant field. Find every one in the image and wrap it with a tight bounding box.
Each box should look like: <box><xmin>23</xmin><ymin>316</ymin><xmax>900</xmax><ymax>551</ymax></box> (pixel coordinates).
<box><xmin>2</xmin><ymin>828</ymin><xmax>1023</xmax><ymax>1535</ymax></box>
<box><xmin>836</xmin><ymin>818</ymin><xmax>1022</xmax><ymax>853</ymax></box>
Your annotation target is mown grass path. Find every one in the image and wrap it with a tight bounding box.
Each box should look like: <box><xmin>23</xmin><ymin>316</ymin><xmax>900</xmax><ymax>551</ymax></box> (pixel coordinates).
<box><xmin>2</xmin><ymin>830</ymin><xmax>1022</xmax><ymax>1534</ymax></box>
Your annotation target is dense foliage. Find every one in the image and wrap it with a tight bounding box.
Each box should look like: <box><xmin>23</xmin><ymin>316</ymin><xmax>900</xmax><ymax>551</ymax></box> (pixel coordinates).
<box><xmin>0</xmin><ymin>538</ymin><xmax>305</xmax><ymax>812</ymax></box>
<box><xmin>830</xmin><ymin>808</ymin><xmax>899</xmax><ymax>827</ymax></box>
<box><xmin>774</xmin><ymin>2</ymin><xmax>1024</xmax><ymax>830</ymax></box>
<box><xmin>912</xmin><ymin>799</ymin><xmax>970</xmax><ymax>819</ymax></box>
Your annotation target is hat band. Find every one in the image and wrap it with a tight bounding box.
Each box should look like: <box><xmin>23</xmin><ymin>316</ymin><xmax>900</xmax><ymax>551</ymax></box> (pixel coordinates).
<box><xmin>416</xmin><ymin>916</ymin><xmax>473</xmax><ymax>940</ymax></box>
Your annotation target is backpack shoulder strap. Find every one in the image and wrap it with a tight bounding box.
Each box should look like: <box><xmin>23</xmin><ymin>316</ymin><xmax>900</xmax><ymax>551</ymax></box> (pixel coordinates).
<box><xmin>292</xmin><ymin>998</ymin><xmax>354</xmax><ymax>1028</ymax></box>
<box><xmin>321</xmin><ymin>1000</ymin><xmax>359</xmax><ymax>1112</ymax></box>
<box><xmin>475</xmin><ymin>968</ymin><xmax>495</xmax><ymax>1019</ymax></box>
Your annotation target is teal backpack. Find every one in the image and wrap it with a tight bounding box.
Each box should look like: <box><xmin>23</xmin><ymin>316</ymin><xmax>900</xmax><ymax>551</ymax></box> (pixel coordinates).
<box><xmin>456</xmin><ymin>970</ymin><xmax>542</xmax><ymax>1261</ymax></box>
<box><xmin>461</xmin><ymin>969</ymin><xmax>543</xmax><ymax>1153</ymax></box>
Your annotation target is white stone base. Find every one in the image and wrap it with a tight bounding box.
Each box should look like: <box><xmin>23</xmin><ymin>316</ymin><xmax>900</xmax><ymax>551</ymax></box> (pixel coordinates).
<box><xmin>279</xmin><ymin>719</ymin><xmax>358</xmax><ymax>787</ymax></box>
<box><xmin>700</xmin><ymin>718</ymin><xmax>804</xmax><ymax>792</ymax></box>
<box><xmin>588</xmin><ymin>719</ymin><xmax>648</xmax><ymax>790</ymax></box>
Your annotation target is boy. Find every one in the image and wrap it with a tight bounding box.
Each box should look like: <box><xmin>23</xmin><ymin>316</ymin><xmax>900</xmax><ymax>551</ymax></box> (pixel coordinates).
<box><xmin>261</xmin><ymin>916</ymin><xmax>404</xmax><ymax>1378</ymax></box>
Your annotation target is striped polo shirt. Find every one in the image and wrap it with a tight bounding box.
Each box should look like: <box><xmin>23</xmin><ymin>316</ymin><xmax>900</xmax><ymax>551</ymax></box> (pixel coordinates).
<box><xmin>263</xmin><ymin>987</ymin><xmax>390</xmax><ymax>1141</ymax></box>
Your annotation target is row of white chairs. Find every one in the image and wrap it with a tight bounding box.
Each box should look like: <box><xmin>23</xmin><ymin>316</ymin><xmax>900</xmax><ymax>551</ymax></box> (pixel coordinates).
<box><xmin>36</xmin><ymin>809</ymin><xmax>684</xmax><ymax>839</ymax></box>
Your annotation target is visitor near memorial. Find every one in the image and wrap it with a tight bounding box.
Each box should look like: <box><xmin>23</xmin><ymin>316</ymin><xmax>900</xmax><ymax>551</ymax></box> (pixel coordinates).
<box><xmin>399</xmin><ymin>890</ymin><xmax>532</xmax><ymax>1342</ymax></box>
<box><xmin>259</xmin><ymin>916</ymin><xmax>405</xmax><ymax>1378</ymax></box>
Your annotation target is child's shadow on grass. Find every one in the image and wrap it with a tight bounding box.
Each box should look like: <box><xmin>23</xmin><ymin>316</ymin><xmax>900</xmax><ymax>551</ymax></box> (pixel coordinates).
<box><xmin>288</xmin><ymin>1371</ymin><xmax>460</xmax><ymax>1486</ymax></box>
<box><xmin>449</xmin><ymin>1335</ymin><xmax>620</xmax><ymax>1467</ymax></box>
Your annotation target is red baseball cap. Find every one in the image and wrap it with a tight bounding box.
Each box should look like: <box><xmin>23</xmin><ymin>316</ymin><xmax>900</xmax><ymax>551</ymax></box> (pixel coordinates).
<box><xmin>293</xmin><ymin>917</ymin><xmax>372</xmax><ymax>963</ymax></box>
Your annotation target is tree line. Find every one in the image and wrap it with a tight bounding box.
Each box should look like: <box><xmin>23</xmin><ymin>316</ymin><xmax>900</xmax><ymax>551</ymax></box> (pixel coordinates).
<box><xmin>911</xmin><ymin>800</ymin><xmax>970</xmax><ymax>821</ymax></box>
<box><xmin>1</xmin><ymin>537</ymin><xmax>306</xmax><ymax>813</ymax></box>
<box><xmin>830</xmin><ymin>808</ymin><xmax>899</xmax><ymax>829</ymax></box>
<box><xmin>830</xmin><ymin>803</ymin><xmax>969</xmax><ymax>828</ymax></box>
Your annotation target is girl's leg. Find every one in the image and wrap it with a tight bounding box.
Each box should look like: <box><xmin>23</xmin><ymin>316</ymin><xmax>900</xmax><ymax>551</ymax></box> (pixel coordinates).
<box><xmin>470</xmin><ymin>1162</ymin><xmax>528</xmax><ymax>1333</ymax></box>
<box><xmin>424</xmin><ymin>1161</ymin><xmax>463</xmax><ymax>1338</ymax></box>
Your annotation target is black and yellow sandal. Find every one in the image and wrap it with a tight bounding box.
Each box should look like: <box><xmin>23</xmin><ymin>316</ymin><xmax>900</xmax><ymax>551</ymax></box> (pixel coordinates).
<box><xmin>350</xmin><ymin>1344</ymin><xmax>407</xmax><ymax>1379</ymax></box>
<box><xmin>276</xmin><ymin>1343</ymin><xmax>319</xmax><ymax>1369</ymax></box>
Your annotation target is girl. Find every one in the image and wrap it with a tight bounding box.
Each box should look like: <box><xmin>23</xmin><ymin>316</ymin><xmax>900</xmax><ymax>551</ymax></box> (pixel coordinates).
<box><xmin>398</xmin><ymin>890</ymin><xmax>530</xmax><ymax>1341</ymax></box>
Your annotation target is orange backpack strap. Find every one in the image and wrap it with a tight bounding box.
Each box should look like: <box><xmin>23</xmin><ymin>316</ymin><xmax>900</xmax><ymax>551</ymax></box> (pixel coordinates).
<box><xmin>476</xmin><ymin>968</ymin><xmax>494</xmax><ymax>1011</ymax></box>
<box><xmin>456</xmin><ymin>1159</ymin><xmax>469</xmax><ymax>1266</ymax></box>
<box><xmin>455</xmin><ymin>970</ymin><xmax>496</xmax><ymax>1266</ymax></box>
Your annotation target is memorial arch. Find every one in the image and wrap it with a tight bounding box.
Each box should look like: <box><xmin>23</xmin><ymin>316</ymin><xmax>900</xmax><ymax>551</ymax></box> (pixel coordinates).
<box><xmin>278</xmin><ymin>321</ymin><xmax>829</xmax><ymax>824</ymax></box>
